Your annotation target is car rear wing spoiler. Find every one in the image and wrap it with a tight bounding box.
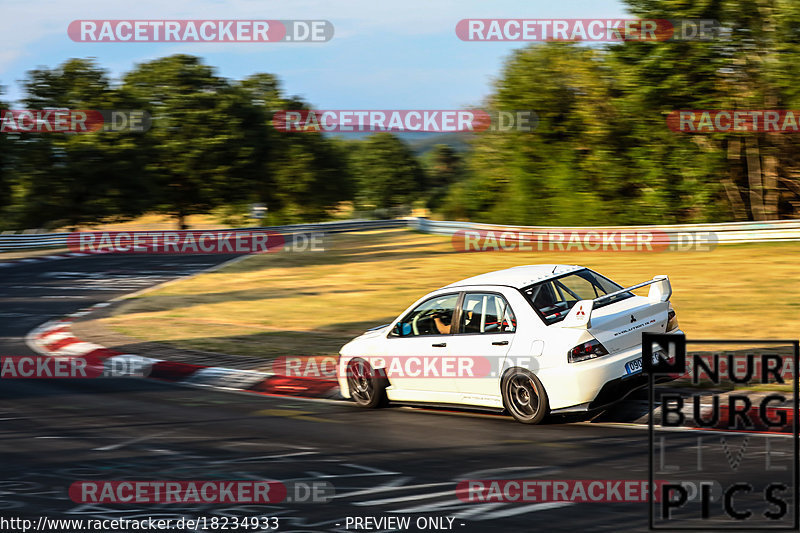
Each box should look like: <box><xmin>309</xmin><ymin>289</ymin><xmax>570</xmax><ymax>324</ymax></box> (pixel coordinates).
<box><xmin>561</xmin><ymin>275</ymin><xmax>672</xmax><ymax>329</ymax></box>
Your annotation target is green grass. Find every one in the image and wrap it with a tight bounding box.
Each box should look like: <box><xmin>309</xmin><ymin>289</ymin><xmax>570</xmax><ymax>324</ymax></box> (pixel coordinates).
<box><xmin>102</xmin><ymin>228</ymin><xmax>800</xmax><ymax>359</ymax></box>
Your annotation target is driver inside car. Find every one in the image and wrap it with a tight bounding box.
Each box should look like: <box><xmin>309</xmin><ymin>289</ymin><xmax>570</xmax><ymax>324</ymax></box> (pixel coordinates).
<box><xmin>433</xmin><ymin>311</ymin><xmax>452</xmax><ymax>334</ymax></box>
<box><xmin>434</xmin><ymin>303</ymin><xmax>482</xmax><ymax>335</ymax></box>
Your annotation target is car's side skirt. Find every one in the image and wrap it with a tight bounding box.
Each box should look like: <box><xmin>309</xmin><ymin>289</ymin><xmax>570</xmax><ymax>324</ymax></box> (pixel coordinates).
<box><xmin>386</xmin><ymin>387</ymin><xmax>504</xmax><ymax>410</ymax></box>
<box><xmin>393</xmin><ymin>400</ymin><xmax>506</xmax><ymax>414</ymax></box>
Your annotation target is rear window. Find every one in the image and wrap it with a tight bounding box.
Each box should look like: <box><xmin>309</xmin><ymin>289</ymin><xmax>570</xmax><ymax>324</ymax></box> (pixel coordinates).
<box><xmin>521</xmin><ymin>269</ymin><xmax>632</xmax><ymax>325</ymax></box>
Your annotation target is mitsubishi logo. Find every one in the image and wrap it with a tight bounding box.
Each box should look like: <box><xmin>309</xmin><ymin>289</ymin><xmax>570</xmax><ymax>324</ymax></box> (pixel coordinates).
<box><xmin>630</xmin><ymin>315</ymin><xmax>637</xmax><ymax>323</ymax></box>
<box><xmin>576</xmin><ymin>306</ymin><xmax>585</xmax><ymax>317</ymax></box>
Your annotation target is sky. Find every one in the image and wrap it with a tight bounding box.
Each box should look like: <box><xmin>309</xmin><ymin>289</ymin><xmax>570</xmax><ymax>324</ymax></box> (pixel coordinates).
<box><xmin>0</xmin><ymin>0</ymin><xmax>629</xmax><ymax>109</ymax></box>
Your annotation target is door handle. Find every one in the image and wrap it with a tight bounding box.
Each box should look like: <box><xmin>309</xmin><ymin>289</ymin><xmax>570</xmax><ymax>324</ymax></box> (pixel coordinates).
<box><xmin>492</xmin><ymin>340</ymin><xmax>509</xmax><ymax>346</ymax></box>
<box><xmin>431</xmin><ymin>342</ymin><xmax>447</xmax><ymax>347</ymax></box>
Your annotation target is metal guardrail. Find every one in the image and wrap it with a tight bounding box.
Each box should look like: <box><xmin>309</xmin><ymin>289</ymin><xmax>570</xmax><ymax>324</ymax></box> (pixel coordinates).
<box><xmin>0</xmin><ymin>231</ymin><xmax>72</xmax><ymax>251</ymax></box>
<box><xmin>0</xmin><ymin>219</ymin><xmax>407</xmax><ymax>252</ymax></box>
<box><xmin>1</xmin><ymin>217</ymin><xmax>799</xmax><ymax>251</ymax></box>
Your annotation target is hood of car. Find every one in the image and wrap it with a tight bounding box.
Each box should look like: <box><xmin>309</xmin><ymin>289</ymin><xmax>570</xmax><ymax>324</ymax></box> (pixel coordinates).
<box><xmin>339</xmin><ymin>324</ymin><xmax>389</xmax><ymax>356</ymax></box>
<box><xmin>354</xmin><ymin>324</ymin><xmax>390</xmax><ymax>340</ymax></box>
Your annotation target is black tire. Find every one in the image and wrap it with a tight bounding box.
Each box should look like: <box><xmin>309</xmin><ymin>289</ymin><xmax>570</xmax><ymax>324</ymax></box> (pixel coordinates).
<box><xmin>346</xmin><ymin>358</ymin><xmax>388</xmax><ymax>408</ymax></box>
<box><xmin>501</xmin><ymin>368</ymin><xmax>549</xmax><ymax>424</ymax></box>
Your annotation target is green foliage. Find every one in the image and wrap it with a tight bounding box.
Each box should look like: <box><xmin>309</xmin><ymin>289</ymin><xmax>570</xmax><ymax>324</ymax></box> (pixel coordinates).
<box><xmin>444</xmin><ymin>0</ymin><xmax>800</xmax><ymax>224</ymax></box>
<box><xmin>0</xmin><ymin>87</ymin><xmax>12</xmax><ymax>220</ymax></box>
<box><xmin>6</xmin><ymin>6</ymin><xmax>800</xmax><ymax>232</ymax></box>
<box><xmin>419</xmin><ymin>144</ymin><xmax>465</xmax><ymax>210</ymax></box>
<box><xmin>348</xmin><ymin>133</ymin><xmax>425</xmax><ymax>214</ymax></box>
<box><xmin>11</xmin><ymin>59</ymin><xmax>152</xmax><ymax>229</ymax></box>
<box><xmin>2</xmin><ymin>56</ymin><xmax>358</xmax><ymax>229</ymax></box>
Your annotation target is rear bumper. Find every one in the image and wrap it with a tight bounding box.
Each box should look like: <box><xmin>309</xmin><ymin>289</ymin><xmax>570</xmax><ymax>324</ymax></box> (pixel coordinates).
<box><xmin>549</xmin><ymin>374</ymin><xmax>648</xmax><ymax>414</ymax></box>
<box><xmin>587</xmin><ymin>372</ymin><xmax>648</xmax><ymax>410</ymax></box>
<box><xmin>537</xmin><ymin>329</ymin><xmax>683</xmax><ymax>411</ymax></box>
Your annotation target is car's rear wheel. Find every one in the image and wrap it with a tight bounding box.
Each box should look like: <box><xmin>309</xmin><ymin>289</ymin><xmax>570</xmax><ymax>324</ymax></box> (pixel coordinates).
<box><xmin>502</xmin><ymin>369</ymin><xmax>549</xmax><ymax>424</ymax></box>
<box><xmin>346</xmin><ymin>358</ymin><xmax>388</xmax><ymax>408</ymax></box>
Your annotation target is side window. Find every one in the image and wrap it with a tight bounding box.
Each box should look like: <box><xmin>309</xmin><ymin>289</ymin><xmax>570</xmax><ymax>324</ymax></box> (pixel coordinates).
<box><xmin>391</xmin><ymin>294</ymin><xmax>459</xmax><ymax>337</ymax></box>
<box><xmin>460</xmin><ymin>293</ymin><xmax>516</xmax><ymax>334</ymax></box>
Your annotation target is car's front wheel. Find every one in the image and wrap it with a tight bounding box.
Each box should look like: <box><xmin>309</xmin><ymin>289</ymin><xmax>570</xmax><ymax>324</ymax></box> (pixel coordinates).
<box><xmin>346</xmin><ymin>358</ymin><xmax>388</xmax><ymax>408</ymax></box>
<box><xmin>502</xmin><ymin>369</ymin><xmax>549</xmax><ymax>424</ymax></box>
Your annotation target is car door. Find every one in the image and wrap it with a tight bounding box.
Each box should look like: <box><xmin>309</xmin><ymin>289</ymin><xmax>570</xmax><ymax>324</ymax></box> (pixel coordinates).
<box><xmin>446</xmin><ymin>291</ymin><xmax>517</xmax><ymax>405</ymax></box>
<box><xmin>382</xmin><ymin>292</ymin><xmax>461</xmax><ymax>400</ymax></box>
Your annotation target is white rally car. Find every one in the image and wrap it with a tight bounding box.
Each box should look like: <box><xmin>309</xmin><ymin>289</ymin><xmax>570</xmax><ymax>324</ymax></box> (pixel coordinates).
<box><xmin>338</xmin><ymin>265</ymin><xmax>682</xmax><ymax>424</ymax></box>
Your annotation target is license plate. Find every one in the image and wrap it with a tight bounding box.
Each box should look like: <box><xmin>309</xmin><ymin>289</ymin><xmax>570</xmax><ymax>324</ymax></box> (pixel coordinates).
<box><xmin>625</xmin><ymin>350</ymin><xmax>665</xmax><ymax>375</ymax></box>
<box><xmin>625</xmin><ymin>358</ymin><xmax>643</xmax><ymax>375</ymax></box>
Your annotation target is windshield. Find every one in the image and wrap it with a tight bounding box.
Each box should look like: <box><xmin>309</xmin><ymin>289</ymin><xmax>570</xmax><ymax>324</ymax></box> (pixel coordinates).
<box><xmin>522</xmin><ymin>269</ymin><xmax>633</xmax><ymax>325</ymax></box>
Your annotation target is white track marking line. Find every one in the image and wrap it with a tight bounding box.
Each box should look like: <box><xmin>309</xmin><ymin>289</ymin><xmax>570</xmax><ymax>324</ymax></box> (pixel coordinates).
<box><xmin>208</xmin><ymin>451</ymin><xmax>318</xmax><ymax>464</ymax></box>
<box><xmin>478</xmin><ymin>501</ymin><xmax>573</xmax><ymax>519</ymax></box>
<box><xmin>343</xmin><ymin>463</ymin><xmax>400</xmax><ymax>475</ymax></box>
<box><xmin>332</xmin><ymin>477</ymin><xmax>411</xmax><ymax>499</ymax></box>
<box><xmin>392</xmin><ymin>498</ymin><xmax>470</xmax><ymax>513</ymax></box>
<box><xmin>453</xmin><ymin>502</ymin><xmax>505</xmax><ymax>519</ymax></box>
<box><xmin>354</xmin><ymin>489</ymin><xmax>455</xmax><ymax>506</ymax></box>
<box><xmin>335</xmin><ymin>480</ymin><xmax>455</xmax><ymax>500</ymax></box>
<box><xmin>93</xmin><ymin>431</ymin><xmax>174</xmax><ymax>451</ymax></box>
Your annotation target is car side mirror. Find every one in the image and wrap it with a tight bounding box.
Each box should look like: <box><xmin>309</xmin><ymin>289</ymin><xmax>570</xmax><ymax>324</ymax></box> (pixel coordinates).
<box><xmin>392</xmin><ymin>322</ymin><xmax>410</xmax><ymax>336</ymax></box>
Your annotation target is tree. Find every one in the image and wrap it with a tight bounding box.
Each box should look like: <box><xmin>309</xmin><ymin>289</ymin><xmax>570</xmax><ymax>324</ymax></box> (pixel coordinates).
<box><xmin>439</xmin><ymin>0</ymin><xmax>800</xmax><ymax>224</ymax></box>
<box><xmin>234</xmin><ymin>81</ymin><xmax>354</xmax><ymax>223</ymax></box>
<box><xmin>270</xmin><ymin>130</ymin><xmax>353</xmax><ymax>222</ymax></box>
<box><xmin>0</xmin><ymin>86</ymin><xmax>14</xmax><ymax>224</ymax></box>
<box><xmin>123</xmin><ymin>55</ymin><xmax>253</xmax><ymax>229</ymax></box>
<box><xmin>419</xmin><ymin>144</ymin><xmax>465</xmax><ymax>211</ymax></box>
<box><xmin>13</xmin><ymin>59</ymin><xmax>152</xmax><ymax>229</ymax></box>
<box><xmin>447</xmin><ymin>45</ymin><xmax>629</xmax><ymax>225</ymax></box>
<box><xmin>619</xmin><ymin>0</ymin><xmax>800</xmax><ymax>220</ymax></box>
<box><xmin>349</xmin><ymin>133</ymin><xmax>425</xmax><ymax>214</ymax></box>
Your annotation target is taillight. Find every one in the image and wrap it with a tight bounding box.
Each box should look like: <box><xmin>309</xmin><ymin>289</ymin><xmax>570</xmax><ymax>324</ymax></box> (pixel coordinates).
<box><xmin>667</xmin><ymin>309</ymin><xmax>679</xmax><ymax>331</ymax></box>
<box><xmin>568</xmin><ymin>339</ymin><xmax>609</xmax><ymax>363</ymax></box>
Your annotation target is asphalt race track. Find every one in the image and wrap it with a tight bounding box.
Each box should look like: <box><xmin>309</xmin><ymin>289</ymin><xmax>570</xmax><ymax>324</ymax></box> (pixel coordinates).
<box><xmin>0</xmin><ymin>254</ymin><xmax>241</xmax><ymax>356</ymax></box>
<box><xmin>0</xmin><ymin>254</ymin><xmax>795</xmax><ymax>532</ymax></box>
